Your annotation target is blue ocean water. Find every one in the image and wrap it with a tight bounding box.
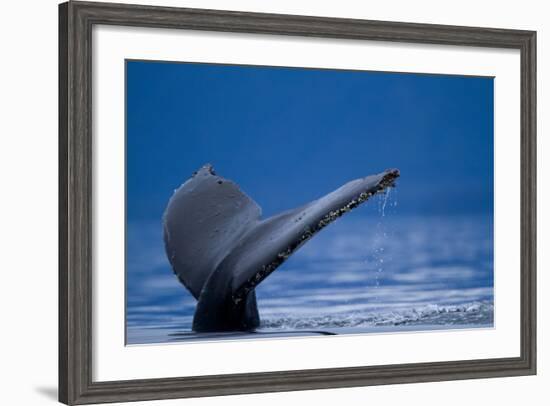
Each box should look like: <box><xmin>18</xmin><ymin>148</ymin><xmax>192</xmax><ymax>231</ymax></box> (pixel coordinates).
<box><xmin>126</xmin><ymin>193</ymin><xmax>493</xmax><ymax>344</ymax></box>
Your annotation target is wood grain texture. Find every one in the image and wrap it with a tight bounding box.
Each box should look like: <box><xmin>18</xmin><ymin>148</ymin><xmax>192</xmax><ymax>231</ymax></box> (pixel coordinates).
<box><xmin>58</xmin><ymin>3</ymin><xmax>69</xmax><ymax>404</ymax></box>
<box><xmin>58</xmin><ymin>1</ymin><xmax>537</xmax><ymax>404</ymax></box>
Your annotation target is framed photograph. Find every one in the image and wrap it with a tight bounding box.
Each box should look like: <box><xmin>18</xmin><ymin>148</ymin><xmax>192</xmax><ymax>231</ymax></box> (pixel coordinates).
<box><xmin>59</xmin><ymin>1</ymin><xmax>536</xmax><ymax>404</ymax></box>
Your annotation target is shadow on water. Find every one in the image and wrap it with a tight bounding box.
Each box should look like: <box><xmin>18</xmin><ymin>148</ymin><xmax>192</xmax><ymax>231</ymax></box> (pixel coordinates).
<box><xmin>127</xmin><ymin>322</ymin><xmax>493</xmax><ymax>345</ymax></box>
<box><xmin>167</xmin><ymin>329</ymin><xmax>337</xmax><ymax>342</ymax></box>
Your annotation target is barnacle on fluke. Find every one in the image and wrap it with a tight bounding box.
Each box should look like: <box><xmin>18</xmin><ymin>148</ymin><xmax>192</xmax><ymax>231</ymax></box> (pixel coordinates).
<box><xmin>163</xmin><ymin>164</ymin><xmax>399</xmax><ymax>332</ymax></box>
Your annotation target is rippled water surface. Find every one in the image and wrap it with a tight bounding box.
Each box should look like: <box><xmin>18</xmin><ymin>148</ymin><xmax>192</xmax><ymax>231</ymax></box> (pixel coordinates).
<box><xmin>126</xmin><ymin>202</ymin><xmax>493</xmax><ymax>344</ymax></box>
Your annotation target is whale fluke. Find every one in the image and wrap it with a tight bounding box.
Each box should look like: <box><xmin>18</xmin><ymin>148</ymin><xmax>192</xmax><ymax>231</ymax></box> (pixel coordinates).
<box><xmin>163</xmin><ymin>165</ymin><xmax>399</xmax><ymax>332</ymax></box>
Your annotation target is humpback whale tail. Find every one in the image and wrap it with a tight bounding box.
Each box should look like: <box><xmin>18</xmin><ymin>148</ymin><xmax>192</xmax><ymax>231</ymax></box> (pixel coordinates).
<box><xmin>163</xmin><ymin>165</ymin><xmax>399</xmax><ymax>332</ymax></box>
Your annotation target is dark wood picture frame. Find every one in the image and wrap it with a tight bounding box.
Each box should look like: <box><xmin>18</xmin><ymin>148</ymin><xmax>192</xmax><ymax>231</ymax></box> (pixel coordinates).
<box><xmin>59</xmin><ymin>1</ymin><xmax>537</xmax><ymax>404</ymax></box>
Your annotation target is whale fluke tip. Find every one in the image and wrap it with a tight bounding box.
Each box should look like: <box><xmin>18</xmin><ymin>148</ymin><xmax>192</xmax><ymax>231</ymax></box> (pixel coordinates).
<box><xmin>379</xmin><ymin>168</ymin><xmax>400</xmax><ymax>188</ymax></box>
<box><xmin>385</xmin><ymin>168</ymin><xmax>400</xmax><ymax>176</ymax></box>
<box><xmin>193</xmin><ymin>163</ymin><xmax>216</xmax><ymax>177</ymax></box>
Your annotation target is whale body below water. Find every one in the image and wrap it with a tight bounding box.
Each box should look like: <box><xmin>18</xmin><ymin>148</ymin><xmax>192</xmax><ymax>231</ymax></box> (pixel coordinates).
<box><xmin>163</xmin><ymin>165</ymin><xmax>400</xmax><ymax>332</ymax></box>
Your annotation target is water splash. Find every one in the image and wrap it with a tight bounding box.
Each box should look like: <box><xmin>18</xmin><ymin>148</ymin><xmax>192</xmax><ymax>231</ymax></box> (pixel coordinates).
<box><xmin>261</xmin><ymin>301</ymin><xmax>494</xmax><ymax>330</ymax></box>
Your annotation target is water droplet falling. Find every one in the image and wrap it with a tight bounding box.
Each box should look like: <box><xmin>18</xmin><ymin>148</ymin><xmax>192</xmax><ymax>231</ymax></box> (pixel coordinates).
<box><xmin>381</xmin><ymin>188</ymin><xmax>391</xmax><ymax>217</ymax></box>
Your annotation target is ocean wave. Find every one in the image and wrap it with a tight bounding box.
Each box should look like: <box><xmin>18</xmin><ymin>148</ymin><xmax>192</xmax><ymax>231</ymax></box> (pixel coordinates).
<box><xmin>260</xmin><ymin>301</ymin><xmax>493</xmax><ymax>330</ymax></box>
